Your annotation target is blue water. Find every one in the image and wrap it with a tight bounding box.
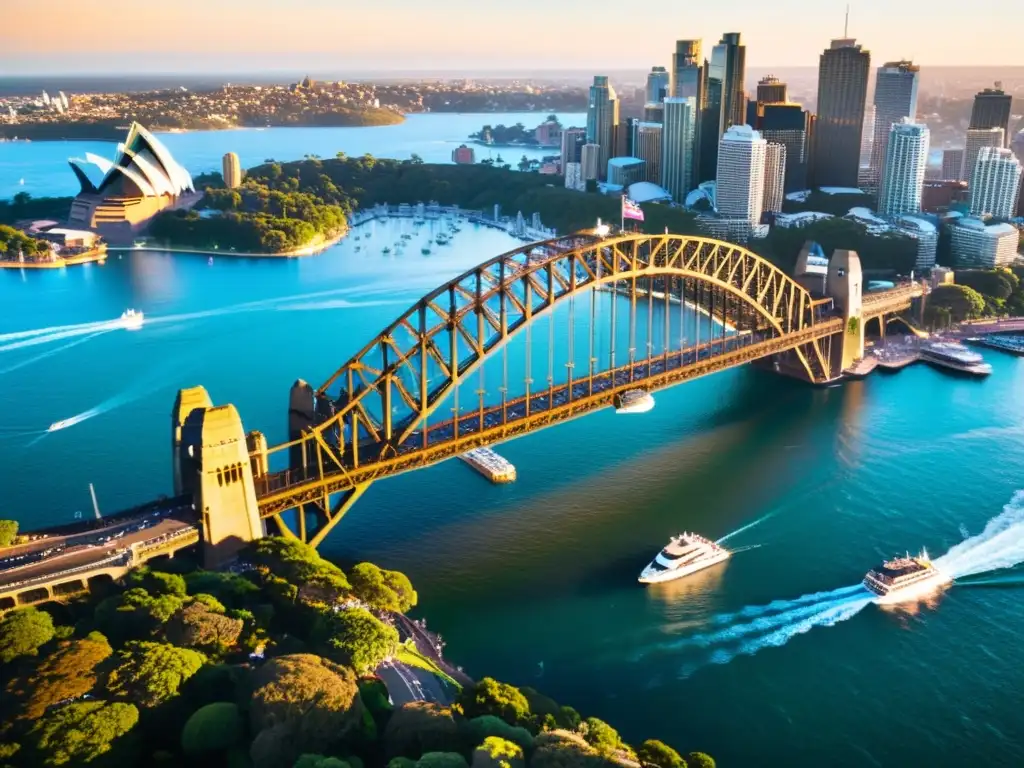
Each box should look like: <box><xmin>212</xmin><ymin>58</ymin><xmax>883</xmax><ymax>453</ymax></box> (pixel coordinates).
<box><xmin>0</xmin><ymin>112</ymin><xmax>585</xmax><ymax>200</ymax></box>
<box><xmin>3</xmin><ymin>122</ymin><xmax>1024</xmax><ymax>765</ymax></box>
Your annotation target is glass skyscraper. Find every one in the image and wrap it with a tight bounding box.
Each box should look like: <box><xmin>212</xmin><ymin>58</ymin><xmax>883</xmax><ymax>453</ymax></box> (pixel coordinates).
<box><xmin>869</xmin><ymin>61</ymin><xmax>920</xmax><ymax>187</ymax></box>
<box><xmin>646</xmin><ymin>66</ymin><xmax>670</xmax><ymax>104</ymax></box>
<box><xmin>661</xmin><ymin>97</ymin><xmax>698</xmax><ymax>202</ymax></box>
<box><xmin>878</xmin><ymin>120</ymin><xmax>929</xmax><ymax>216</ymax></box>
<box><xmin>811</xmin><ymin>36</ymin><xmax>871</xmax><ymax>189</ymax></box>
<box><xmin>586</xmin><ymin>76</ymin><xmax>619</xmax><ymax>181</ymax></box>
<box><xmin>969</xmin><ymin>83</ymin><xmax>1012</xmax><ymax>144</ymax></box>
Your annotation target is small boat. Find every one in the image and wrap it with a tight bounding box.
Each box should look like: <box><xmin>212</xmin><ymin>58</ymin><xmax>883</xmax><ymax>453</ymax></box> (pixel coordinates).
<box><xmin>207</xmin><ymin>256</ymin><xmax>214</xmax><ymax>266</ymax></box>
<box><xmin>382</xmin><ymin>247</ymin><xmax>392</xmax><ymax>255</ymax></box>
<box><xmin>639</xmin><ymin>533</ymin><xmax>731</xmax><ymax>584</ymax></box>
<box><xmin>355</xmin><ymin>246</ymin><xmax>361</xmax><ymax>252</ymax></box>
<box><xmin>614</xmin><ymin>389</ymin><xmax>654</xmax><ymax>414</ymax></box>
<box><xmin>48</xmin><ymin>419</ymin><xmax>72</xmax><ymax>433</ymax></box>
<box><xmin>863</xmin><ymin>550</ymin><xmax>952</xmax><ymax>605</ymax></box>
<box><xmin>120</xmin><ymin>308</ymin><xmax>144</xmax><ymax>331</ymax></box>
<box><xmin>421</xmin><ymin>247</ymin><xmax>431</xmax><ymax>255</ymax></box>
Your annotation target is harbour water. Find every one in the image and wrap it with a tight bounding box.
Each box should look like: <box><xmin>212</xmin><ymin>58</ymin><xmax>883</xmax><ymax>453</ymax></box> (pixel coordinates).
<box><xmin>0</xmin><ymin>112</ymin><xmax>586</xmax><ymax>200</ymax></box>
<box><xmin>2</xmin><ymin>125</ymin><xmax>1024</xmax><ymax>765</ymax></box>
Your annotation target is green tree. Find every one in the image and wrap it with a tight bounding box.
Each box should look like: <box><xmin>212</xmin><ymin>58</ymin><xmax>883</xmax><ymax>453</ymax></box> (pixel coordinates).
<box><xmin>185</xmin><ymin>571</ymin><xmax>260</xmax><ymax>607</ymax></box>
<box><xmin>181</xmin><ymin>701</ymin><xmax>245</xmax><ymax>756</ymax></box>
<box><xmin>0</xmin><ymin>519</ymin><xmax>18</xmax><ymax>547</ymax></box>
<box><xmin>249</xmin><ymin>537</ymin><xmax>351</xmax><ymax>596</ymax></box>
<box><xmin>518</xmin><ymin>156</ymin><xmax>531</xmax><ymax>172</ymax></box>
<box><xmin>318</xmin><ymin>607</ymin><xmax>398</xmax><ymax>674</ymax></box>
<box><xmin>7</xmin><ymin>631</ymin><xmax>111</xmax><ymax>720</ymax></box>
<box><xmin>637</xmin><ymin>740</ymin><xmax>684</xmax><ymax>768</ymax></box>
<box><xmin>581</xmin><ymin>718</ymin><xmax>620</xmax><ymax>756</ymax></box>
<box><xmin>249</xmin><ymin>654</ymin><xmax>364</xmax><ymax>768</ymax></box>
<box><xmin>166</xmin><ymin>600</ymin><xmax>244</xmax><ymax>652</ymax></box>
<box><xmin>181</xmin><ymin>661</ymin><xmax>249</xmax><ymax>708</ymax></box>
<box><xmin>416</xmin><ymin>753</ymin><xmax>469</xmax><ymax>768</ymax></box>
<box><xmin>929</xmin><ymin>284</ymin><xmax>986</xmax><ymax>322</ymax></box>
<box><xmin>104</xmin><ymin>640</ymin><xmax>206</xmax><ymax>708</ymax></box>
<box><xmin>30</xmin><ymin>700</ymin><xmax>139</xmax><ymax>766</ymax></box>
<box><xmin>295</xmin><ymin>756</ymin><xmax>351</xmax><ymax>768</ymax></box>
<box><xmin>0</xmin><ymin>605</ymin><xmax>55</xmax><ymax>663</ymax></box>
<box><xmin>472</xmin><ymin>736</ymin><xmax>525</xmax><ymax>768</ymax></box>
<box><xmin>383</xmin><ymin>703</ymin><xmax>461</xmax><ymax>759</ymax></box>
<box><xmin>684</xmin><ymin>753</ymin><xmax>715</xmax><ymax>768</ymax></box>
<box><xmin>94</xmin><ymin>587</ymin><xmax>186</xmax><ymax>644</ymax></box>
<box><xmin>530</xmin><ymin>730</ymin><xmax>603</xmax><ymax>768</ymax></box>
<box><xmin>460</xmin><ymin>716</ymin><xmax>534</xmax><ymax>753</ymax></box>
<box><xmin>348</xmin><ymin>563</ymin><xmax>418</xmax><ymax>612</ymax></box>
<box><xmin>125</xmin><ymin>567</ymin><xmax>187</xmax><ymax>597</ymax></box>
<box><xmin>409</xmin><ymin>154</ymin><xmax>425</xmax><ymax>165</ymax></box>
<box><xmin>456</xmin><ymin>678</ymin><xmax>531</xmax><ymax>727</ymax></box>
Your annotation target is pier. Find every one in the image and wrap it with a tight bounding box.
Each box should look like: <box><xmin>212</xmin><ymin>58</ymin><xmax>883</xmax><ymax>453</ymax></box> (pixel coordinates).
<box><xmin>459</xmin><ymin>447</ymin><xmax>517</xmax><ymax>484</ymax></box>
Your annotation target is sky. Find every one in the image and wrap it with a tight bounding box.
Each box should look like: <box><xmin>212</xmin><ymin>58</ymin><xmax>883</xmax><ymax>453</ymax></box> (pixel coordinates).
<box><xmin>2</xmin><ymin>0</ymin><xmax>1021</xmax><ymax>75</ymax></box>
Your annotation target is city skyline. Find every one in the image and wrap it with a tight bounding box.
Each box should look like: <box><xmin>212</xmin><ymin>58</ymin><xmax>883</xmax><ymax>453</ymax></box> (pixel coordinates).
<box><xmin>3</xmin><ymin>1</ymin><xmax>1023</xmax><ymax>74</ymax></box>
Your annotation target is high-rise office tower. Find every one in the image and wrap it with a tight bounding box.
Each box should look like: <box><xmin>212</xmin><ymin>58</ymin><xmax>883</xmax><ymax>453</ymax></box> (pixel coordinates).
<box><xmin>634</xmin><ymin>122</ymin><xmax>664</xmax><ymax>184</ymax></box>
<box><xmin>877</xmin><ymin>120</ymin><xmax>929</xmax><ymax>216</ymax></box>
<box><xmin>1013</xmin><ymin>130</ymin><xmax>1024</xmax><ymax>217</ymax></box>
<box><xmin>222</xmin><ymin>152</ymin><xmax>242</xmax><ymax>189</ymax></box>
<box><xmin>620</xmin><ymin>118</ymin><xmax>640</xmax><ymax>157</ymax></box>
<box><xmin>580</xmin><ymin>144</ymin><xmax>601</xmax><ymax>182</ymax></box>
<box><xmin>717</xmin><ymin>125</ymin><xmax>767</xmax><ymax>225</ymax></box>
<box><xmin>586</xmin><ymin>76</ymin><xmax>620</xmax><ymax>180</ymax></box>
<box><xmin>859</xmin><ymin>103</ymin><xmax>876</xmax><ymax>169</ymax></box>
<box><xmin>760</xmin><ymin>104</ymin><xmax>813</xmax><ymax>192</ymax></box>
<box><xmin>756</xmin><ymin>76</ymin><xmax>787</xmax><ymax>105</ymax></box>
<box><xmin>969</xmin><ymin>83</ymin><xmax>1012</xmax><ymax>144</ymax></box>
<box><xmin>661</xmin><ymin>97</ymin><xmax>698</xmax><ymax>202</ymax></box>
<box><xmin>811</xmin><ymin>36</ymin><xmax>870</xmax><ymax>188</ymax></box>
<box><xmin>869</xmin><ymin>61</ymin><xmax>920</xmax><ymax>184</ymax></box>
<box><xmin>670</xmin><ymin>40</ymin><xmax>707</xmax><ymax>185</ymax></box>
<box><xmin>941</xmin><ymin>149</ymin><xmax>964</xmax><ymax>181</ymax></box>
<box><xmin>962</xmin><ymin>127</ymin><xmax>1005</xmax><ymax>183</ymax></box>
<box><xmin>643</xmin><ymin>103</ymin><xmax>665</xmax><ymax>124</ymax></box>
<box><xmin>763</xmin><ymin>142</ymin><xmax>787</xmax><ymax>214</ymax></box>
<box><xmin>969</xmin><ymin>147</ymin><xmax>1022</xmax><ymax>219</ymax></box>
<box><xmin>712</xmin><ymin>33</ymin><xmax>746</xmax><ymax>128</ymax></box>
<box><xmin>646</xmin><ymin>66</ymin><xmax>670</xmax><ymax>104</ymax></box>
<box><xmin>560</xmin><ymin>128</ymin><xmax>586</xmax><ymax>171</ymax></box>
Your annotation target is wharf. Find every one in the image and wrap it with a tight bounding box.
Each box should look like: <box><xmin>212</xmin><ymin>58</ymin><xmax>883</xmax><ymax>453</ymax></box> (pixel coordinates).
<box><xmin>459</xmin><ymin>447</ymin><xmax>516</xmax><ymax>483</ymax></box>
<box><xmin>967</xmin><ymin>335</ymin><xmax>1024</xmax><ymax>357</ymax></box>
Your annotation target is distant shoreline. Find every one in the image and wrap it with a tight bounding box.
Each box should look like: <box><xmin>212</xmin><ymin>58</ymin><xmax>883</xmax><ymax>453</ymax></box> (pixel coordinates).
<box><xmin>0</xmin><ymin>245</ymin><xmax>108</xmax><ymax>269</ymax></box>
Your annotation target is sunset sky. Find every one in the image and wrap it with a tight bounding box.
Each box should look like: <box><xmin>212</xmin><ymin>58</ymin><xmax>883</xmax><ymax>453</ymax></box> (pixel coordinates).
<box><xmin>3</xmin><ymin>0</ymin><xmax>1020</xmax><ymax>74</ymax></box>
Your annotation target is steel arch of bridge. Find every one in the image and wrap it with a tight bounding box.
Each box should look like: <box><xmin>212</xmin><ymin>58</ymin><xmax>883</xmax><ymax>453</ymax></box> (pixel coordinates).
<box><xmin>257</xmin><ymin>232</ymin><xmax>838</xmax><ymax>543</ymax></box>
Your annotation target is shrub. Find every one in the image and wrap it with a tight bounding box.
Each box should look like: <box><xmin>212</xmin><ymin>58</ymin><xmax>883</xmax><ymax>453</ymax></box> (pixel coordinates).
<box><xmin>684</xmin><ymin>753</ymin><xmax>715</xmax><ymax>768</ymax></box>
<box><xmin>456</xmin><ymin>678</ymin><xmax>530</xmax><ymax>728</ymax></box>
<box><xmin>581</xmin><ymin>718</ymin><xmax>620</xmax><ymax>755</ymax></box>
<box><xmin>471</xmin><ymin>736</ymin><xmax>524</xmax><ymax>768</ymax></box>
<box><xmin>637</xmin><ymin>740</ymin><xmax>684</xmax><ymax>768</ymax></box>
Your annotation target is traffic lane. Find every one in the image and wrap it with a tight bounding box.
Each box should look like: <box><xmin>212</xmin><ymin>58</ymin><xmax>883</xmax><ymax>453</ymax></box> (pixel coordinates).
<box><xmin>377</xmin><ymin>660</ymin><xmax>451</xmax><ymax>706</ymax></box>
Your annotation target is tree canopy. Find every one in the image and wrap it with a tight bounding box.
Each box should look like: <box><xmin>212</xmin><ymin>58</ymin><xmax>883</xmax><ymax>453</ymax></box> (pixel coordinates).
<box><xmin>383</xmin><ymin>703</ymin><xmax>461</xmax><ymax>760</ymax></box>
<box><xmin>457</xmin><ymin>678</ymin><xmax>531</xmax><ymax>728</ymax></box>
<box><xmin>180</xmin><ymin>701</ymin><xmax>245</xmax><ymax>756</ymax></box>
<box><xmin>165</xmin><ymin>600</ymin><xmax>244</xmax><ymax>652</ymax></box>
<box><xmin>472</xmin><ymin>736</ymin><xmax>525</xmax><ymax>768</ymax></box>
<box><xmin>0</xmin><ymin>519</ymin><xmax>18</xmax><ymax>547</ymax></box>
<box><xmin>348</xmin><ymin>563</ymin><xmax>418</xmax><ymax>613</ymax></box>
<box><xmin>30</xmin><ymin>700</ymin><xmax>139</xmax><ymax>767</ymax></box>
<box><xmin>581</xmin><ymin>718</ymin><xmax>621</xmax><ymax>756</ymax></box>
<box><xmin>103</xmin><ymin>640</ymin><xmax>206</xmax><ymax>708</ymax></box>
<box><xmin>7</xmin><ymin>631</ymin><xmax>112</xmax><ymax>720</ymax></box>
<box><xmin>929</xmin><ymin>284</ymin><xmax>986</xmax><ymax>322</ymax></box>
<box><xmin>637</xmin><ymin>740</ymin><xmax>685</xmax><ymax>768</ymax></box>
<box><xmin>317</xmin><ymin>608</ymin><xmax>399</xmax><ymax>674</ymax></box>
<box><xmin>0</xmin><ymin>606</ymin><xmax>55</xmax><ymax>663</ymax></box>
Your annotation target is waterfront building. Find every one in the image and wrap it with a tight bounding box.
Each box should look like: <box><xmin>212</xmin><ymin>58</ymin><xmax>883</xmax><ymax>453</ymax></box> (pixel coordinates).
<box><xmin>586</xmin><ymin>76</ymin><xmax>620</xmax><ymax>180</ymax></box>
<box><xmin>878</xmin><ymin>120</ymin><xmax>929</xmax><ymax>216</ymax></box>
<box><xmin>564</xmin><ymin>162</ymin><xmax>584</xmax><ymax>191</ymax></box>
<box><xmin>941</xmin><ymin>149</ymin><xmax>964</xmax><ymax>181</ymax></box>
<box><xmin>646</xmin><ymin>66</ymin><xmax>670</xmax><ymax>103</ymax></box>
<box><xmin>580</xmin><ymin>143</ymin><xmax>601</xmax><ymax>182</ymax></box>
<box><xmin>535</xmin><ymin>118</ymin><xmax>562</xmax><ymax>147</ymax></box>
<box><xmin>560</xmin><ymin>127</ymin><xmax>586</xmax><ymax>171</ymax></box>
<box><xmin>969</xmin><ymin>147</ymin><xmax>1022</xmax><ymax>220</ymax></box>
<box><xmin>969</xmin><ymin>83</ymin><xmax>1012</xmax><ymax>143</ymax></box>
<box><xmin>68</xmin><ymin>122</ymin><xmax>196</xmax><ymax>240</ymax></box>
<box><xmin>950</xmin><ymin>217</ymin><xmax>1019</xmax><ymax>267</ymax></box>
<box><xmin>661</xmin><ymin>97</ymin><xmax>698</xmax><ymax>203</ymax></box>
<box><xmin>869</xmin><ymin>61</ymin><xmax>920</xmax><ymax>189</ymax></box>
<box><xmin>222</xmin><ymin>152</ymin><xmax>242</xmax><ymax>188</ymax></box>
<box><xmin>634</xmin><ymin>122</ymin><xmax>663</xmax><ymax>184</ymax></box>
<box><xmin>756</xmin><ymin>76</ymin><xmax>787</xmax><ymax>105</ymax></box>
<box><xmin>811</xmin><ymin>36</ymin><xmax>871</xmax><ymax>189</ymax></box>
<box><xmin>763</xmin><ymin>142</ymin><xmax>786</xmax><ymax>214</ymax></box>
<box><xmin>716</xmin><ymin>125</ymin><xmax>766</xmax><ymax>227</ymax></box>
<box><xmin>961</xmin><ymin>127</ymin><xmax>1005</xmax><ymax>183</ymax></box>
<box><xmin>760</xmin><ymin>104</ymin><xmax>813</xmax><ymax>193</ymax></box>
<box><xmin>894</xmin><ymin>214</ymin><xmax>939</xmax><ymax>270</ymax></box>
<box><xmin>451</xmin><ymin>145</ymin><xmax>475</xmax><ymax>164</ymax></box>
<box><xmin>607</xmin><ymin>157</ymin><xmax>647</xmax><ymax>187</ymax></box>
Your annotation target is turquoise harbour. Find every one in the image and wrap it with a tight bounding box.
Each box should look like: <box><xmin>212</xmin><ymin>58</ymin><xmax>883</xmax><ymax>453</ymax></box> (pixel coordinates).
<box><xmin>3</xmin><ymin>126</ymin><xmax>1024</xmax><ymax>767</ymax></box>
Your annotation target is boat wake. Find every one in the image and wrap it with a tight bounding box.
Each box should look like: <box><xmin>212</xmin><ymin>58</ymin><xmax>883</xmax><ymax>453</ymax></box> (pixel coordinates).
<box><xmin>935</xmin><ymin>490</ymin><xmax>1024</xmax><ymax>579</ymax></box>
<box><xmin>716</xmin><ymin>510</ymin><xmax>777</xmax><ymax>544</ymax></box>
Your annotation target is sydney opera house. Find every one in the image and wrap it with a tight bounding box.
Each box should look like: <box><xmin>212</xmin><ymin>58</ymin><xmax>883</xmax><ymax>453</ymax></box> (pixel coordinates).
<box><xmin>68</xmin><ymin>122</ymin><xmax>198</xmax><ymax>240</ymax></box>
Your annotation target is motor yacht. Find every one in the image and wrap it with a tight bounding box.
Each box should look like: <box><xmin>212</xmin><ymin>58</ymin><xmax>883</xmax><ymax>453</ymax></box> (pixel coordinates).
<box><xmin>639</xmin><ymin>533</ymin><xmax>731</xmax><ymax>584</ymax></box>
<box><xmin>862</xmin><ymin>550</ymin><xmax>952</xmax><ymax>604</ymax></box>
<box><xmin>615</xmin><ymin>389</ymin><xmax>654</xmax><ymax>414</ymax></box>
<box><xmin>920</xmin><ymin>341</ymin><xmax>991</xmax><ymax>376</ymax></box>
<box><xmin>120</xmin><ymin>309</ymin><xmax>144</xmax><ymax>331</ymax></box>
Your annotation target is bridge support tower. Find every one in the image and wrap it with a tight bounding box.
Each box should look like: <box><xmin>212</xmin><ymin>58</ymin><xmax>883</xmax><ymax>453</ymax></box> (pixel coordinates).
<box><xmin>827</xmin><ymin>249</ymin><xmax>864</xmax><ymax>371</ymax></box>
<box><xmin>173</xmin><ymin>387</ymin><xmax>264</xmax><ymax>569</ymax></box>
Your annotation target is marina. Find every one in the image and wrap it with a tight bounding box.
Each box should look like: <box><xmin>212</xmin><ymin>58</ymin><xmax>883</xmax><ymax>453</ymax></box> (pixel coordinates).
<box><xmin>458</xmin><ymin>446</ymin><xmax>517</xmax><ymax>484</ymax></box>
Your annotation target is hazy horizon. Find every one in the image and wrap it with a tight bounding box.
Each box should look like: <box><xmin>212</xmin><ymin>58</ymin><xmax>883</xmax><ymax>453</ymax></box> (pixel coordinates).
<box><xmin>3</xmin><ymin>0</ymin><xmax>1022</xmax><ymax>74</ymax></box>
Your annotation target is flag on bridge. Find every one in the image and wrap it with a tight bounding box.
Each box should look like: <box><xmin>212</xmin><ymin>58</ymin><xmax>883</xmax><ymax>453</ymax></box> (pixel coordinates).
<box><xmin>622</xmin><ymin>197</ymin><xmax>645</xmax><ymax>222</ymax></box>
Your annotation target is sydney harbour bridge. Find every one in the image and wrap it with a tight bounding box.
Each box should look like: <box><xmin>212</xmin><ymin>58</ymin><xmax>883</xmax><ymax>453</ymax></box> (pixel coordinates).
<box><xmin>1</xmin><ymin>230</ymin><xmax>921</xmax><ymax>608</ymax></box>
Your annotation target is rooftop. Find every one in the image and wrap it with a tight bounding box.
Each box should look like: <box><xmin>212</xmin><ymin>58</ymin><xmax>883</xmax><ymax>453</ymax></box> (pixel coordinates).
<box><xmin>628</xmin><ymin>181</ymin><xmax>672</xmax><ymax>204</ymax></box>
<box><xmin>608</xmin><ymin>156</ymin><xmax>645</xmax><ymax>168</ymax></box>
<box><xmin>955</xmin><ymin>217</ymin><xmax>1018</xmax><ymax>235</ymax></box>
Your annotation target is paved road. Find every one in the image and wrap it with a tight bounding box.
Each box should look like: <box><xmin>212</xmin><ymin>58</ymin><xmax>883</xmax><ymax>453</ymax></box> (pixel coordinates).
<box><xmin>377</xmin><ymin>659</ymin><xmax>450</xmax><ymax>706</ymax></box>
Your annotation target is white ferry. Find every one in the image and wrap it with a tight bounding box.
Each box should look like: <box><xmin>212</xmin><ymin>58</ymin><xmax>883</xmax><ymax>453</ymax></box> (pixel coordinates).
<box><xmin>639</xmin><ymin>533</ymin><xmax>731</xmax><ymax>584</ymax></box>
<box><xmin>615</xmin><ymin>389</ymin><xmax>655</xmax><ymax>414</ymax></box>
<box><xmin>862</xmin><ymin>550</ymin><xmax>952</xmax><ymax>604</ymax></box>
<box><xmin>920</xmin><ymin>341</ymin><xmax>992</xmax><ymax>376</ymax></box>
<box><xmin>120</xmin><ymin>309</ymin><xmax>144</xmax><ymax>331</ymax></box>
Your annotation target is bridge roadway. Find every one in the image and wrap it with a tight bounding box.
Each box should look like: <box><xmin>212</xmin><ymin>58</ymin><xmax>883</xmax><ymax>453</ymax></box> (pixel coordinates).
<box><xmin>255</xmin><ymin>315</ymin><xmax>844</xmax><ymax>516</ymax></box>
<box><xmin>0</xmin><ymin>498</ymin><xmax>197</xmax><ymax>609</ymax></box>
